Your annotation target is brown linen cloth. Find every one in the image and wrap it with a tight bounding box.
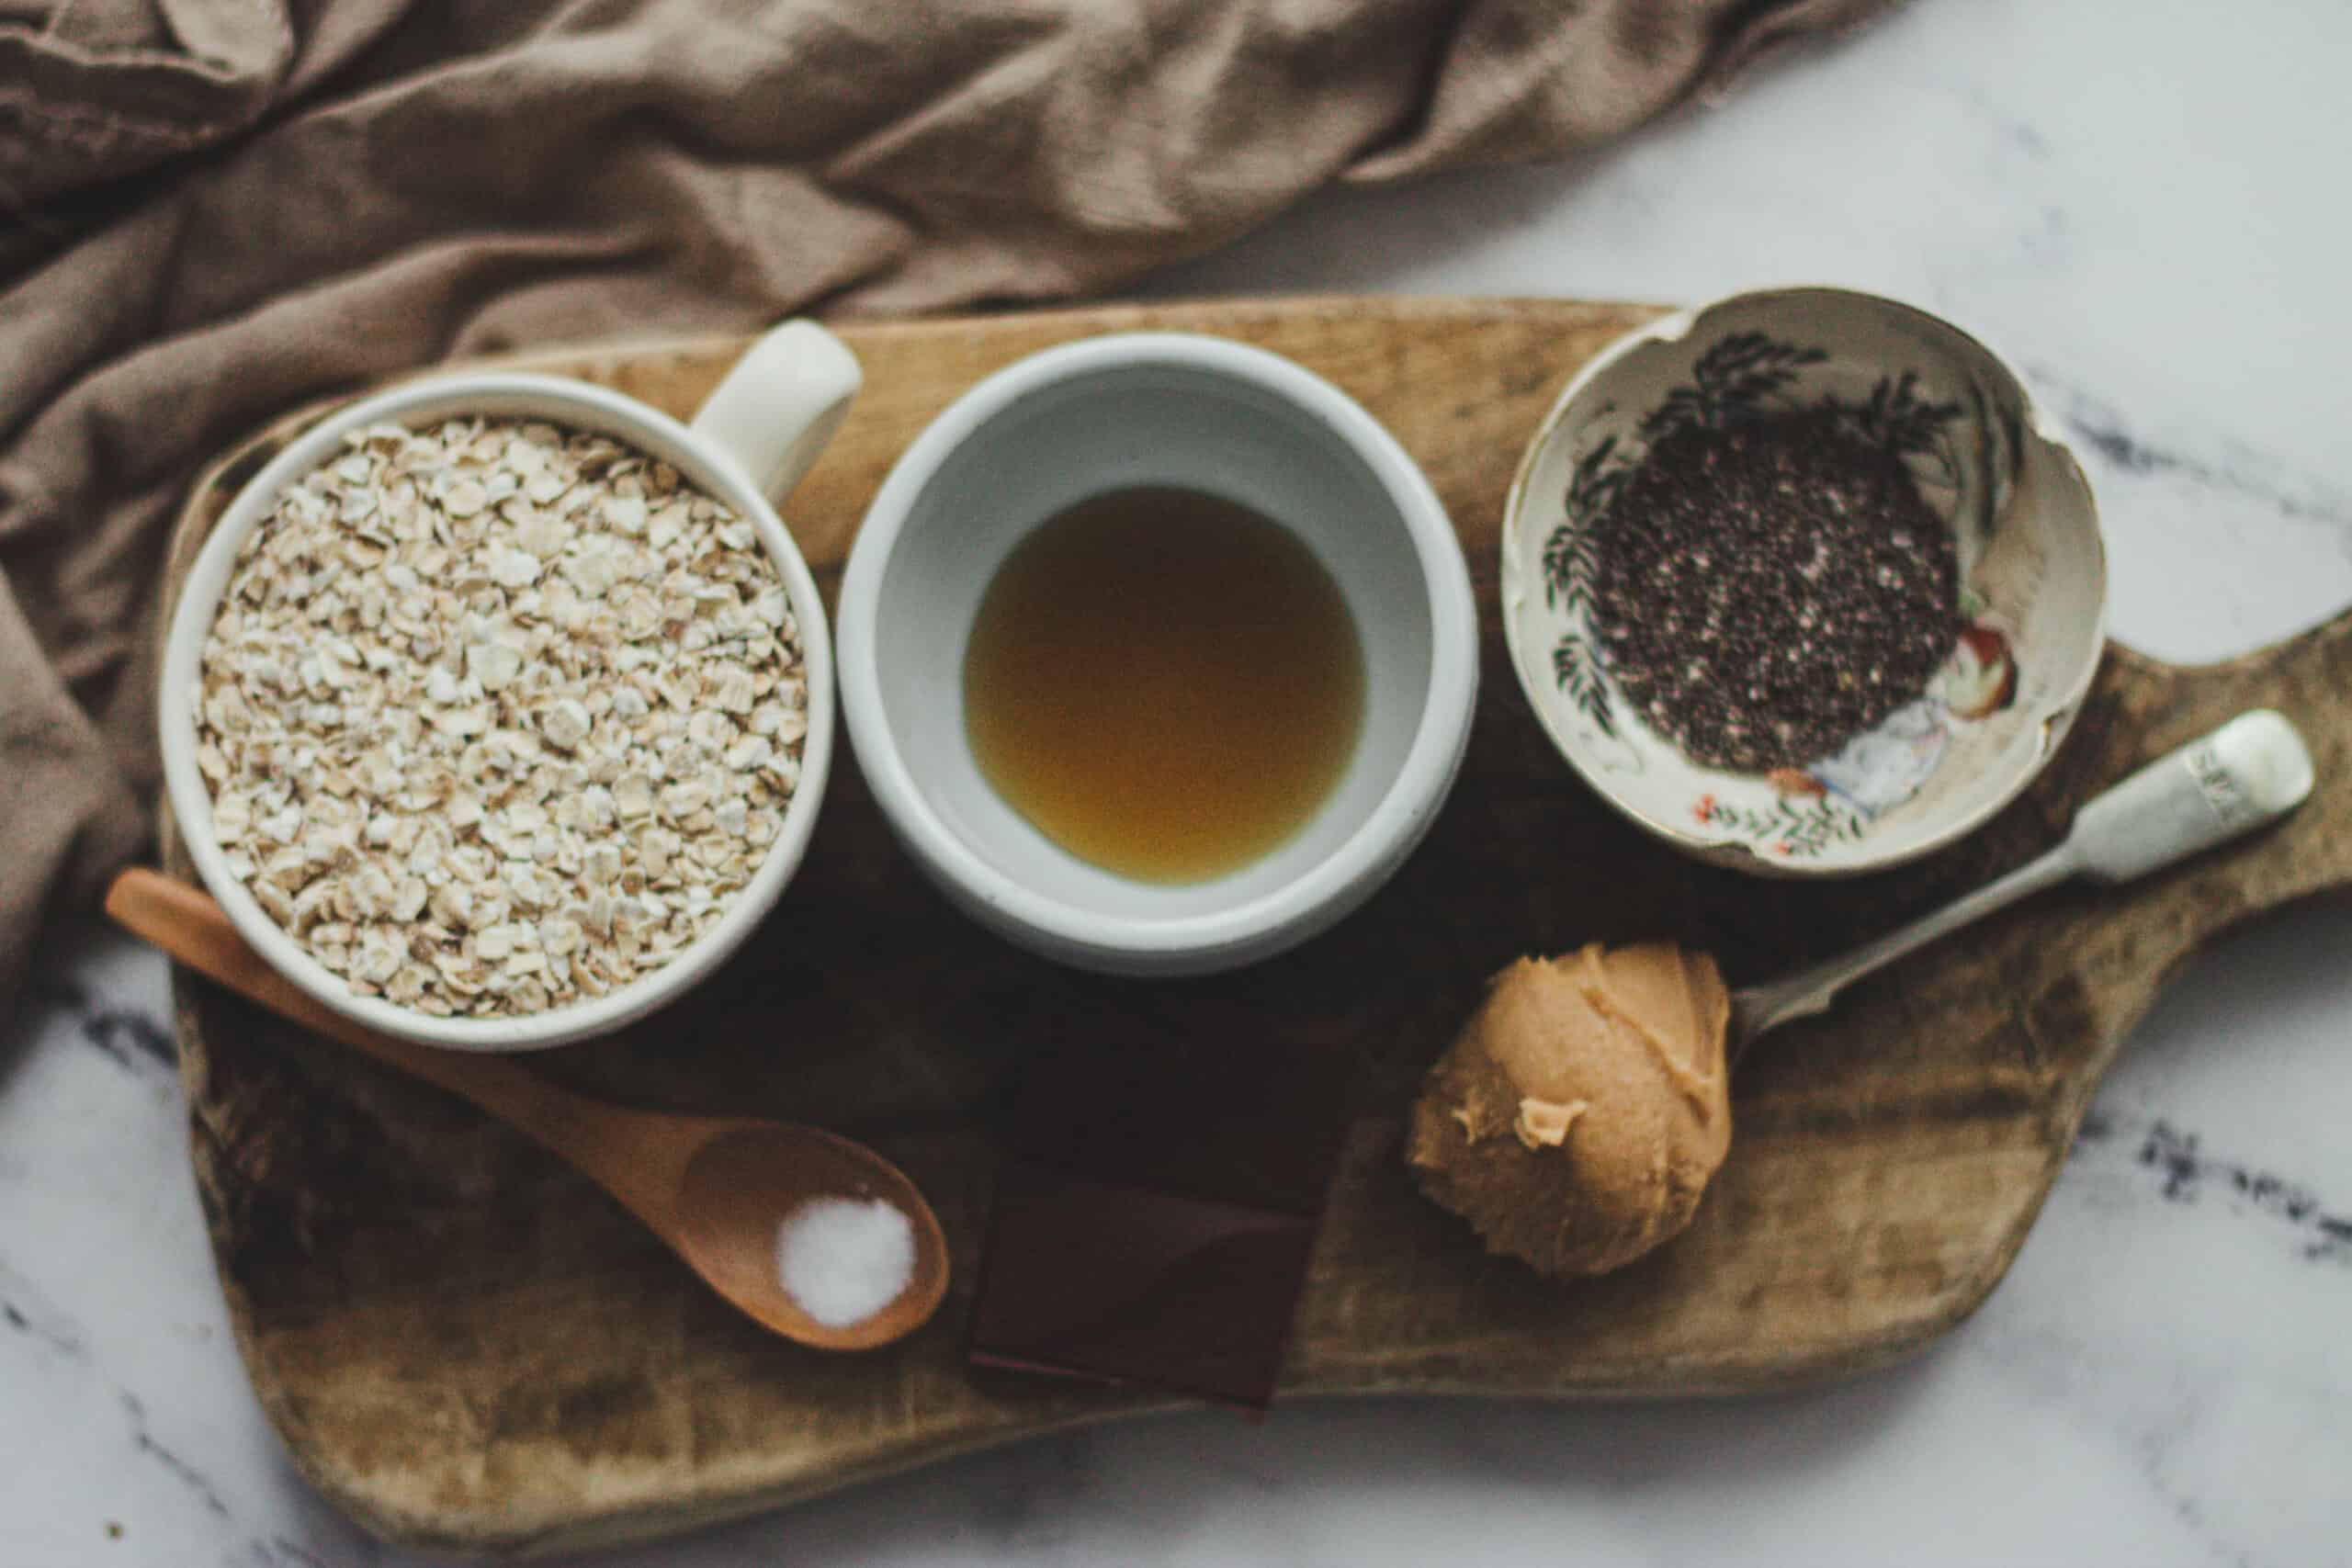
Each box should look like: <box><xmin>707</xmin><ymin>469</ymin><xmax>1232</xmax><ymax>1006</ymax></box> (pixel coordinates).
<box><xmin>0</xmin><ymin>0</ymin><xmax>1892</xmax><ymax>1020</ymax></box>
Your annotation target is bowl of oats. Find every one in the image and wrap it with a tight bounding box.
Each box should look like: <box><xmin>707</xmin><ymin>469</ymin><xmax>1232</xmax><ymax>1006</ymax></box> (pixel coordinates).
<box><xmin>159</xmin><ymin>320</ymin><xmax>860</xmax><ymax>1050</ymax></box>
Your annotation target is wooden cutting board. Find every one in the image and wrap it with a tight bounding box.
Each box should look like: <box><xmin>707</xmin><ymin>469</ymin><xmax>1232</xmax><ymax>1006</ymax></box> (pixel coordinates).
<box><xmin>157</xmin><ymin>297</ymin><xmax>2352</xmax><ymax>1558</ymax></box>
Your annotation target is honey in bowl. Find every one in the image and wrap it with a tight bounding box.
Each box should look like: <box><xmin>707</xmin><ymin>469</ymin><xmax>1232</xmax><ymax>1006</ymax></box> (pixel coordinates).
<box><xmin>962</xmin><ymin>485</ymin><xmax>1366</xmax><ymax>884</ymax></box>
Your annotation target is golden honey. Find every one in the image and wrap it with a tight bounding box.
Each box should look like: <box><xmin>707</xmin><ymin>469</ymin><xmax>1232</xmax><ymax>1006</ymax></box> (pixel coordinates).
<box><xmin>962</xmin><ymin>486</ymin><xmax>1365</xmax><ymax>884</ymax></box>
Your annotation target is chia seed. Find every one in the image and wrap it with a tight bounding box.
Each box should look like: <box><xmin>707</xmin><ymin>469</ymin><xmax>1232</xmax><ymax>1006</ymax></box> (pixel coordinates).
<box><xmin>1590</xmin><ymin>410</ymin><xmax>1959</xmax><ymax>772</ymax></box>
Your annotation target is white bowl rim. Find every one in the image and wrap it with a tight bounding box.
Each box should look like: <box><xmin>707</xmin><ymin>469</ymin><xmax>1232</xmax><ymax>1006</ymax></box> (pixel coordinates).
<box><xmin>1498</xmin><ymin>283</ymin><xmax>2109</xmax><ymax>876</ymax></box>
<box><xmin>159</xmin><ymin>371</ymin><xmax>836</xmax><ymax>1052</ymax></box>
<box><xmin>835</xmin><ymin>331</ymin><xmax>1480</xmax><ymax>962</ymax></box>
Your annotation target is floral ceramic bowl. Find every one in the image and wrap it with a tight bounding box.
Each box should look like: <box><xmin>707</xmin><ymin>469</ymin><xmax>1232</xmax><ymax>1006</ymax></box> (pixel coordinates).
<box><xmin>1499</xmin><ymin>287</ymin><xmax>2107</xmax><ymax>876</ymax></box>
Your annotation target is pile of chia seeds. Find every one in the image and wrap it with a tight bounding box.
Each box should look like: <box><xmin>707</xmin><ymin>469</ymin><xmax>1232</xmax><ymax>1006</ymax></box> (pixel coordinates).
<box><xmin>1590</xmin><ymin>410</ymin><xmax>1959</xmax><ymax>773</ymax></box>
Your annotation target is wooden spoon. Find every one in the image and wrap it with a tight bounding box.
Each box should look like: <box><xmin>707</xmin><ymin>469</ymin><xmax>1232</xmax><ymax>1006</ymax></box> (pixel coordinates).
<box><xmin>105</xmin><ymin>867</ymin><xmax>951</xmax><ymax>1352</ymax></box>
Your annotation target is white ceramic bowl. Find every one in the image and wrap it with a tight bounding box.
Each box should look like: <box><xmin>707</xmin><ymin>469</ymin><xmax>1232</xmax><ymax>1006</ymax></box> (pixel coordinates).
<box><xmin>836</xmin><ymin>333</ymin><xmax>1479</xmax><ymax>976</ymax></box>
<box><xmin>1500</xmin><ymin>286</ymin><xmax>2108</xmax><ymax>876</ymax></box>
<box><xmin>159</xmin><ymin>321</ymin><xmax>861</xmax><ymax>1050</ymax></box>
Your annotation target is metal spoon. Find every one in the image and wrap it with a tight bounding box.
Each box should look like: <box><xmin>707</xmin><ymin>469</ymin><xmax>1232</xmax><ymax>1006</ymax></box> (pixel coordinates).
<box><xmin>1726</xmin><ymin>710</ymin><xmax>2315</xmax><ymax>1064</ymax></box>
<box><xmin>105</xmin><ymin>867</ymin><xmax>951</xmax><ymax>1352</ymax></box>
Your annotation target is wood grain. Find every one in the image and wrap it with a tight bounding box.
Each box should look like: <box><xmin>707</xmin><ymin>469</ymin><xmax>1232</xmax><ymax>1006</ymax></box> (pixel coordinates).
<box><xmin>156</xmin><ymin>297</ymin><xmax>2352</xmax><ymax>1557</ymax></box>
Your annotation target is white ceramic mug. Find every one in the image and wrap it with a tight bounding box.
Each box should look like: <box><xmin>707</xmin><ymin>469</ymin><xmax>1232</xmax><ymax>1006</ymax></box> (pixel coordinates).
<box><xmin>159</xmin><ymin>320</ymin><xmax>862</xmax><ymax>1051</ymax></box>
<box><xmin>835</xmin><ymin>333</ymin><xmax>1480</xmax><ymax>976</ymax></box>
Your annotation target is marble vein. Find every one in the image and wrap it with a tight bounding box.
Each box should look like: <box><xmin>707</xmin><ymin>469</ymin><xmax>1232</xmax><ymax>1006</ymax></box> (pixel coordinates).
<box><xmin>2025</xmin><ymin>367</ymin><xmax>2352</xmax><ymax>534</ymax></box>
<box><xmin>121</xmin><ymin>1393</ymin><xmax>232</xmax><ymax>1521</ymax></box>
<box><xmin>0</xmin><ymin>1258</ymin><xmax>86</xmax><ymax>1359</ymax></box>
<box><xmin>28</xmin><ymin>976</ymin><xmax>176</xmax><ymax>1075</ymax></box>
<box><xmin>2076</xmin><ymin>1113</ymin><xmax>2352</xmax><ymax>1265</ymax></box>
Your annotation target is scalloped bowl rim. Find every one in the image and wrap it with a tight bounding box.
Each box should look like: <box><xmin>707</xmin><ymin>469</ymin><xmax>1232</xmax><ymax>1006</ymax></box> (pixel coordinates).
<box><xmin>1498</xmin><ymin>285</ymin><xmax>2109</xmax><ymax>878</ymax></box>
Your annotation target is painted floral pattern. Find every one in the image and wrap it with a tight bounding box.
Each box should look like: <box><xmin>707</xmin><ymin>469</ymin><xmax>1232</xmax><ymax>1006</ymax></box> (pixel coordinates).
<box><xmin>1540</xmin><ymin>331</ymin><xmax>1993</xmax><ymax>860</ymax></box>
<box><xmin>1690</xmin><ymin>791</ymin><xmax>1869</xmax><ymax>859</ymax></box>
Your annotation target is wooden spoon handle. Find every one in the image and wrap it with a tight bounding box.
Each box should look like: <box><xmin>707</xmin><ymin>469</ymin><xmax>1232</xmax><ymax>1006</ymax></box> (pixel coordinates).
<box><xmin>103</xmin><ymin>869</ymin><xmax>687</xmax><ymax>1221</ymax></box>
<box><xmin>112</xmin><ymin>869</ymin><xmax>426</xmax><ymax>1063</ymax></box>
<box><xmin>106</xmin><ymin>867</ymin><xmax>536</xmax><ymax>1097</ymax></box>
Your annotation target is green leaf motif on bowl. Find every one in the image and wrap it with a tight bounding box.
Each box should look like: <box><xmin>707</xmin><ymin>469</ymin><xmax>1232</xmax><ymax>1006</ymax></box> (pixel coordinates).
<box><xmin>1543</xmin><ymin>434</ymin><xmax>1622</xmax><ymax>737</ymax></box>
<box><xmin>1638</xmin><ymin>332</ymin><xmax>1827</xmax><ymax>444</ymax></box>
<box><xmin>1549</xmin><ymin>634</ymin><xmax>1615</xmax><ymax>738</ymax></box>
<box><xmin>1690</xmin><ymin>790</ymin><xmax>1870</xmax><ymax>859</ymax></box>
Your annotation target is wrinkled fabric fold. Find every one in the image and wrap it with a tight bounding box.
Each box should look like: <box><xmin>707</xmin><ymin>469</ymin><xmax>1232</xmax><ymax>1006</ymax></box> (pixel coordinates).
<box><xmin>0</xmin><ymin>0</ymin><xmax>1894</xmax><ymax>1021</ymax></box>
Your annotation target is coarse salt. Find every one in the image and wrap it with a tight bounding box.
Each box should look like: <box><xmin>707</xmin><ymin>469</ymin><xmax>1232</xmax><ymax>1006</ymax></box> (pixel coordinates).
<box><xmin>775</xmin><ymin>1196</ymin><xmax>914</xmax><ymax>1329</ymax></box>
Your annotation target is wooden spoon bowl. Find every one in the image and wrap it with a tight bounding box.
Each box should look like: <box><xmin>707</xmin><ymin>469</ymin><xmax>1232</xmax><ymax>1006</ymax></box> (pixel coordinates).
<box><xmin>678</xmin><ymin>1122</ymin><xmax>949</xmax><ymax>1350</ymax></box>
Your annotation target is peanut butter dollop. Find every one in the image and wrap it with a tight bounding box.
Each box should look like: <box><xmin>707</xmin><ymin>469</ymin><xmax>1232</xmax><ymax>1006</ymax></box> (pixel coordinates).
<box><xmin>1408</xmin><ymin>943</ymin><xmax>1732</xmax><ymax>1277</ymax></box>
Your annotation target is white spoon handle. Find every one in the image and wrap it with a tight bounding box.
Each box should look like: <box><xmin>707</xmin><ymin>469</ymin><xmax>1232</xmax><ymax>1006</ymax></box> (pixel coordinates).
<box><xmin>2066</xmin><ymin>708</ymin><xmax>2313</xmax><ymax>883</ymax></box>
<box><xmin>1729</xmin><ymin>710</ymin><xmax>2314</xmax><ymax>1055</ymax></box>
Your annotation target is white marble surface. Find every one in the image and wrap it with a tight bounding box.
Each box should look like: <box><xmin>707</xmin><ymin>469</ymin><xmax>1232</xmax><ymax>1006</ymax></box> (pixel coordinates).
<box><xmin>7</xmin><ymin>0</ymin><xmax>2351</xmax><ymax>1562</ymax></box>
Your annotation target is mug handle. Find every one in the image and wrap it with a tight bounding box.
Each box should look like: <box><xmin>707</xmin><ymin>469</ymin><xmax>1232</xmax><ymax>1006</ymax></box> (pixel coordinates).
<box><xmin>689</xmin><ymin>319</ymin><xmax>863</xmax><ymax>503</ymax></box>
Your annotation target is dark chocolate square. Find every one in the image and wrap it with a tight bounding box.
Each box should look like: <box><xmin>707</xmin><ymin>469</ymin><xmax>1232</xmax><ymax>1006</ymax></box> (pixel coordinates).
<box><xmin>967</xmin><ymin>1034</ymin><xmax>1348</xmax><ymax>1408</ymax></box>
